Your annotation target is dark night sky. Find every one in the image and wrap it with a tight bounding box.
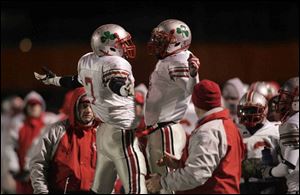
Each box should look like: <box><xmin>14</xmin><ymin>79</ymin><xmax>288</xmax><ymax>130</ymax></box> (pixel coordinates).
<box><xmin>2</xmin><ymin>0</ymin><xmax>299</xmax><ymax>47</ymax></box>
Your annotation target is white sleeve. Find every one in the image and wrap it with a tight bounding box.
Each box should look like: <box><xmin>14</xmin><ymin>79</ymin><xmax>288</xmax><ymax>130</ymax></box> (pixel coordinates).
<box><xmin>270</xmin><ymin>121</ymin><xmax>299</xmax><ymax>177</ymax></box>
<box><xmin>102</xmin><ymin>59</ymin><xmax>133</xmax><ymax>84</ymax></box>
<box><xmin>160</xmin><ymin>129</ymin><xmax>225</xmax><ymax>191</ymax></box>
<box><xmin>271</xmin><ymin>146</ymin><xmax>299</xmax><ymax>178</ymax></box>
<box><xmin>7</xmin><ymin>127</ymin><xmax>20</xmax><ymax>172</ymax></box>
<box><xmin>168</xmin><ymin>61</ymin><xmax>199</xmax><ymax>95</ymax></box>
<box><xmin>77</xmin><ymin>57</ymin><xmax>84</xmax><ymax>85</ymax></box>
<box><xmin>30</xmin><ymin>124</ymin><xmax>65</xmax><ymax>194</ymax></box>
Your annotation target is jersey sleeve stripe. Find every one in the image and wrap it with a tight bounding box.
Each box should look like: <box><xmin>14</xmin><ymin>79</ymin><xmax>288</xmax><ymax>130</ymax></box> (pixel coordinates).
<box><xmin>280</xmin><ymin>134</ymin><xmax>299</xmax><ymax>140</ymax></box>
<box><xmin>169</xmin><ymin>69</ymin><xmax>189</xmax><ymax>74</ymax></box>
<box><xmin>280</xmin><ymin>131</ymin><xmax>299</xmax><ymax>137</ymax></box>
<box><xmin>281</xmin><ymin>140</ymin><xmax>299</xmax><ymax>147</ymax></box>
<box><xmin>168</xmin><ymin>66</ymin><xmax>189</xmax><ymax>70</ymax></box>
<box><xmin>103</xmin><ymin>70</ymin><xmax>129</xmax><ymax>77</ymax></box>
<box><xmin>170</xmin><ymin>75</ymin><xmax>189</xmax><ymax>78</ymax></box>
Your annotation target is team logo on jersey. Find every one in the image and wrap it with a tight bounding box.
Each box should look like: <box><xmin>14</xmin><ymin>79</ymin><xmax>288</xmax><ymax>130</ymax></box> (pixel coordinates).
<box><xmin>176</xmin><ymin>25</ymin><xmax>189</xmax><ymax>37</ymax></box>
<box><xmin>101</xmin><ymin>31</ymin><xmax>116</xmax><ymax>43</ymax></box>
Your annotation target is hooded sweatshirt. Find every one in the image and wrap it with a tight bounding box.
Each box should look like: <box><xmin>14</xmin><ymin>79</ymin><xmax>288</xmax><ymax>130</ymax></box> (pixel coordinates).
<box><xmin>30</xmin><ymin>87</ymin><xmax>99</xmax><ymax>193</ymax></box>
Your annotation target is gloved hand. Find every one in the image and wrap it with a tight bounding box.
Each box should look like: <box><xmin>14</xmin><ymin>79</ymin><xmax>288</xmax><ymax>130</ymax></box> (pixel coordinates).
<box><xmin>188</xmin><ymin>53</ymin><xmax>200</xmax><ymax>77</ymax></box>
<box><xmin>260</xmin><ymin>166</ymin><xmax>273</xmax><ymax>179</ymax></box>
<box><xmin>242</xmin><ymin>158</ymin><xmax>263</xmax><ymax>179</ymax></box>
<box><xmin>34</xmin><ymin>66</ymin><xmax>61</xmax><ymax>86</ymax></box>
<box><xmin>156</xmin><ymin>152</ymin><xmax>180</xmax><ymax>169</ymax></box>
<box><xmin>120</xmin><ymin>78</ymin><xmax>134</xmax><ymax>97</ymax></box>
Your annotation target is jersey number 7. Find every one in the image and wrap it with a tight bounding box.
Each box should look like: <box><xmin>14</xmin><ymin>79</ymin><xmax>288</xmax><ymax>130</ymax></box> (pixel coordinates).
<box><xmin>85</xmin><ymin>77</ymin><xmax>96</xmax><ymax>104</ymax></box>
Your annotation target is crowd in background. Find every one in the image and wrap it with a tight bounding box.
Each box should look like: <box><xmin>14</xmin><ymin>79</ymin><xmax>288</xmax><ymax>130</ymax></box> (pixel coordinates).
<box><xmin>1</xmin><ymin>76</ymin><xmax>298</xmax><ymax>194</ymax></box>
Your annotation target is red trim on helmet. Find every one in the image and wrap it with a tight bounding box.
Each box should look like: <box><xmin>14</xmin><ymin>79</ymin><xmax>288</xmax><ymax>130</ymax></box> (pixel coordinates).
<box><xmin>114</xmin><ymin>33</ymin><xmax>136</xmax><ymax>59</ymax></box>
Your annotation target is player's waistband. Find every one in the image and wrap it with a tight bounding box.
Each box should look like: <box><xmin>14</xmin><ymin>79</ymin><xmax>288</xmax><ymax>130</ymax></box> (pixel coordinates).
<box><xmin>135</xmin><ymin>121</ymin><xmax>176</xmax><ymax>137</ymax></box>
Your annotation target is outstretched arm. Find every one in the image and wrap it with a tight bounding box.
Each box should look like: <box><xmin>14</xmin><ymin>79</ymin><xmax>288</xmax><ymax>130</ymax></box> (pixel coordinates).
<box><xmin>34</xmin><ymin>67</ymin><xmax>83</xmax><ymax>89</ymax></box>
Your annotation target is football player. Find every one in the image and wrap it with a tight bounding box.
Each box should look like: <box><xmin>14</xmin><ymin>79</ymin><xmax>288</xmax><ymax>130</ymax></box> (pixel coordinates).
<box><xmin>262</xmin><ymin>77</ymin><xmax>299</xmax><ymax>194</ymax></box>
<box><xmin>34</xmin><ymin>24</ymin><xmax>147</xmax><ymax>194</ymax></box>
<box><xmin>144</xmin><ymin>19</ymin><xmax>200</xmax><ymax>194</ymax></box>
<box><xmin>237</xmin><ymin>90</ymin><xmax>281</xmax><ymax>194</ymax></box>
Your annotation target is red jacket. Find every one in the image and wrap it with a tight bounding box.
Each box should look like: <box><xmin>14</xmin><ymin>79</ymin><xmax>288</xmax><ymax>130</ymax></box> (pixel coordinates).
<box><xmin>16</xmin><ymin>91</ymin><xmax>47</xmax><ymax>194</ymax></box>
<box><xmin>16</xmin><ymin>116</ymin><xmax>45</xmax><ymax>194</ymax></box>
<box><xmin>18</xmin><ymin>116</ymin><xmax>45</xmax><ymax>172</ymax></box>
<box><xmin>30</xmin><ymin>87</ymin><xmax>99</xmax><ymax>193</ymax></box>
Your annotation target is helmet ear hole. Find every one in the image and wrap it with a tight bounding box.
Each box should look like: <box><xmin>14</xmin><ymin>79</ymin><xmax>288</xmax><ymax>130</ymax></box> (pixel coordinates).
<box><xmin>292</xmin><ymin>101</ymin><xmax>299</xmax><ymax>111</ymax></box>
<box><xmin>110</xmin><ymin>48</ymin><xmax>116</xmax><ymax>52</ymax></box>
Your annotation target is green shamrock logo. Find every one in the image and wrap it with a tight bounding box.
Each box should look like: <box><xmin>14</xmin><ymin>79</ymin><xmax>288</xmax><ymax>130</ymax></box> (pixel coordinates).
<box><xmin>176</xmin><ymin>25</ymin><xmax>189</xmax><ymax>37</ymax></box>
<box><xmin>101</xmin><ymin>31</ymin><xmax>116</xmax><ymax>43</ymax></box>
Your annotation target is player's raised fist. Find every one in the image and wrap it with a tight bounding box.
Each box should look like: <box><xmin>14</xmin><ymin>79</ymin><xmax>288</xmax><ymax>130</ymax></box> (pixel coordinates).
<box><xmin>188</xmin><ymin>53</ymin><xmax>200</xmax><ymax>77</ymax></box>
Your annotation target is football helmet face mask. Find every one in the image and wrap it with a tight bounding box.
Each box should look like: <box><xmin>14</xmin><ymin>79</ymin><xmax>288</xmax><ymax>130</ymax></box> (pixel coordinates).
<box><xmin>147</xmin><ymin>19</ymin><xmax>192</xmax><ymax>59</ymax></box>
<box><xmin>238</xmin><ymin>90</ymin><xmax>268</xmax><ymax>128</ymax></box>
<box><xmin>276</xmin><ymin>77</ymin><xmax>299</xmax><ymax>120</ymax></box>
<box><xmin>91</xmin><ymin>24</ymin><xmax>136</xmax><ymax>59</ymax></box>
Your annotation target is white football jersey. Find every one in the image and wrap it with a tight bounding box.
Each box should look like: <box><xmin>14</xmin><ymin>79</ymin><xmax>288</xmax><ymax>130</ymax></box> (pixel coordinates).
<box><xmin>145</xmin><ymin>50</ymin><xmax>199</xmax><ymax>126</ymax></box>
<box><xmin>77</xmin><ymin>52</ymin><xmax>136</xmax><ymax>129</ymax></box>
<box><xmin>181</xmin><ymin>101</ymin><xmax>198</xmax><ymax>134</ymax></box>
<box><xmin>240</xmin><ymin>120</ymin><xmax>280</xmax><ymax>160</ymax></box>
<box><xmin>279</xmin><ymin>112</ymin><xmax>299</xmax><ymax>192</ymax></box>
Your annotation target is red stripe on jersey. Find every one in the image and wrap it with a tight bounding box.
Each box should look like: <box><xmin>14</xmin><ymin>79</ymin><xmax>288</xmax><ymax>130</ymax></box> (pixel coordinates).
<box><xmin>169</xmin><ymin>69</ymin><xmax>189</xmax><ymax>74</ymax></box>
<box><xmin>253</xmin><ymin>141</ymin><xmax>271</xmax><ymax>149</ymax></box>
<box><xmin>169</xmin><ymin>66</ymin><xmax>189</xmax><ymax>70</ymax></box>
<box><xmin>170</xmin><ymin>75</ymin><xmax>189</xmax><ymax>78</ymax></box>
<box><xmin>164</xmin><ymin>127</ymin><xmax>171</xmax><ymax>154</ymax></box>
<box><xmin>103</xmin><ymin>70</ymin><xmax>129</xmax><ymax>78</ymax></box>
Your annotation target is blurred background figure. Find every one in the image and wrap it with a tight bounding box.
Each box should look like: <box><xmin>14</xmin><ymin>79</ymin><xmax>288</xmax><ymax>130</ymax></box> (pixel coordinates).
<box><xmin>222</xmin><ymin>77</ymin><xmax>248</xmax><ymax>123</ymax></box>
<box><xmin>134</xmin><ymin>83</ymin><xmax>148</xmax><ymax>130</ymax></box>
<box><xmin>249</xmin><ymin>80</ymin><xmax>281</xmax><ymax>122</ymax></box>
<box><xmin>58</xmin><ymin>90</ymin><xmax>75</xmax><ymax>121</ymax></box>
<box><xmin>134</xmin><ymin>83</ymin><xmax>148</xmax><ymax>163</ymax></box>
<box><xmin>268</xmin><ymin>95</ymin><xmax>282</xmax><ymax>122</ymax></box>
<box><xmin>1</xmin><ymin>96</ymin><xmax>24</xmax><ymax>194</ymax></box>
<box><xmin>249</xmin><ymin>81</ymin><xmax>280</xmax><ymax>101</ymax></box>
<box><xmin>237</xmin><ymin>90</ymin><xmax>283</xmax><ymax>194</ymax></box>
<box><xmin>6</xmin><ymin>91</ymin><xmax>59</xmax><ymax>194</ymax></box>
<box><xmin>262</xmin><ymin>77</ymin><xmax>299</xmax><ymax>194</ymax></box>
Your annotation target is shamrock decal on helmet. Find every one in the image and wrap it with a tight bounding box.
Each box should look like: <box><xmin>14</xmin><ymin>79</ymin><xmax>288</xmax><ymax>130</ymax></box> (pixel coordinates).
<box><xmin>101</xmin><ymin>31</ymin><xmax>116</xmax><ymax>43</ymax></box>
<box><xmin>176</xmin><ymin>25</ymin><xmax>189</xmax><ymax>37</ymax></box>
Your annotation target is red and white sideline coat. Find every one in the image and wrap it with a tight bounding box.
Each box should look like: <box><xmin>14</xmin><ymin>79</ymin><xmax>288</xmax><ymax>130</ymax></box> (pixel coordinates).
<box><xmin>160</xmin><ymin>107</ymin><xmax>245</xmax><ymax>194</ymax></box>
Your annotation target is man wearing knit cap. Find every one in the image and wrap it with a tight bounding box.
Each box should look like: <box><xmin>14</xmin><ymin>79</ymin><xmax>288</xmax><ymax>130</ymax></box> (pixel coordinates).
<box><xmin>146</xmin><ymin>79</ymin><xmax>245</xmax><ymax>194</ymax></box>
